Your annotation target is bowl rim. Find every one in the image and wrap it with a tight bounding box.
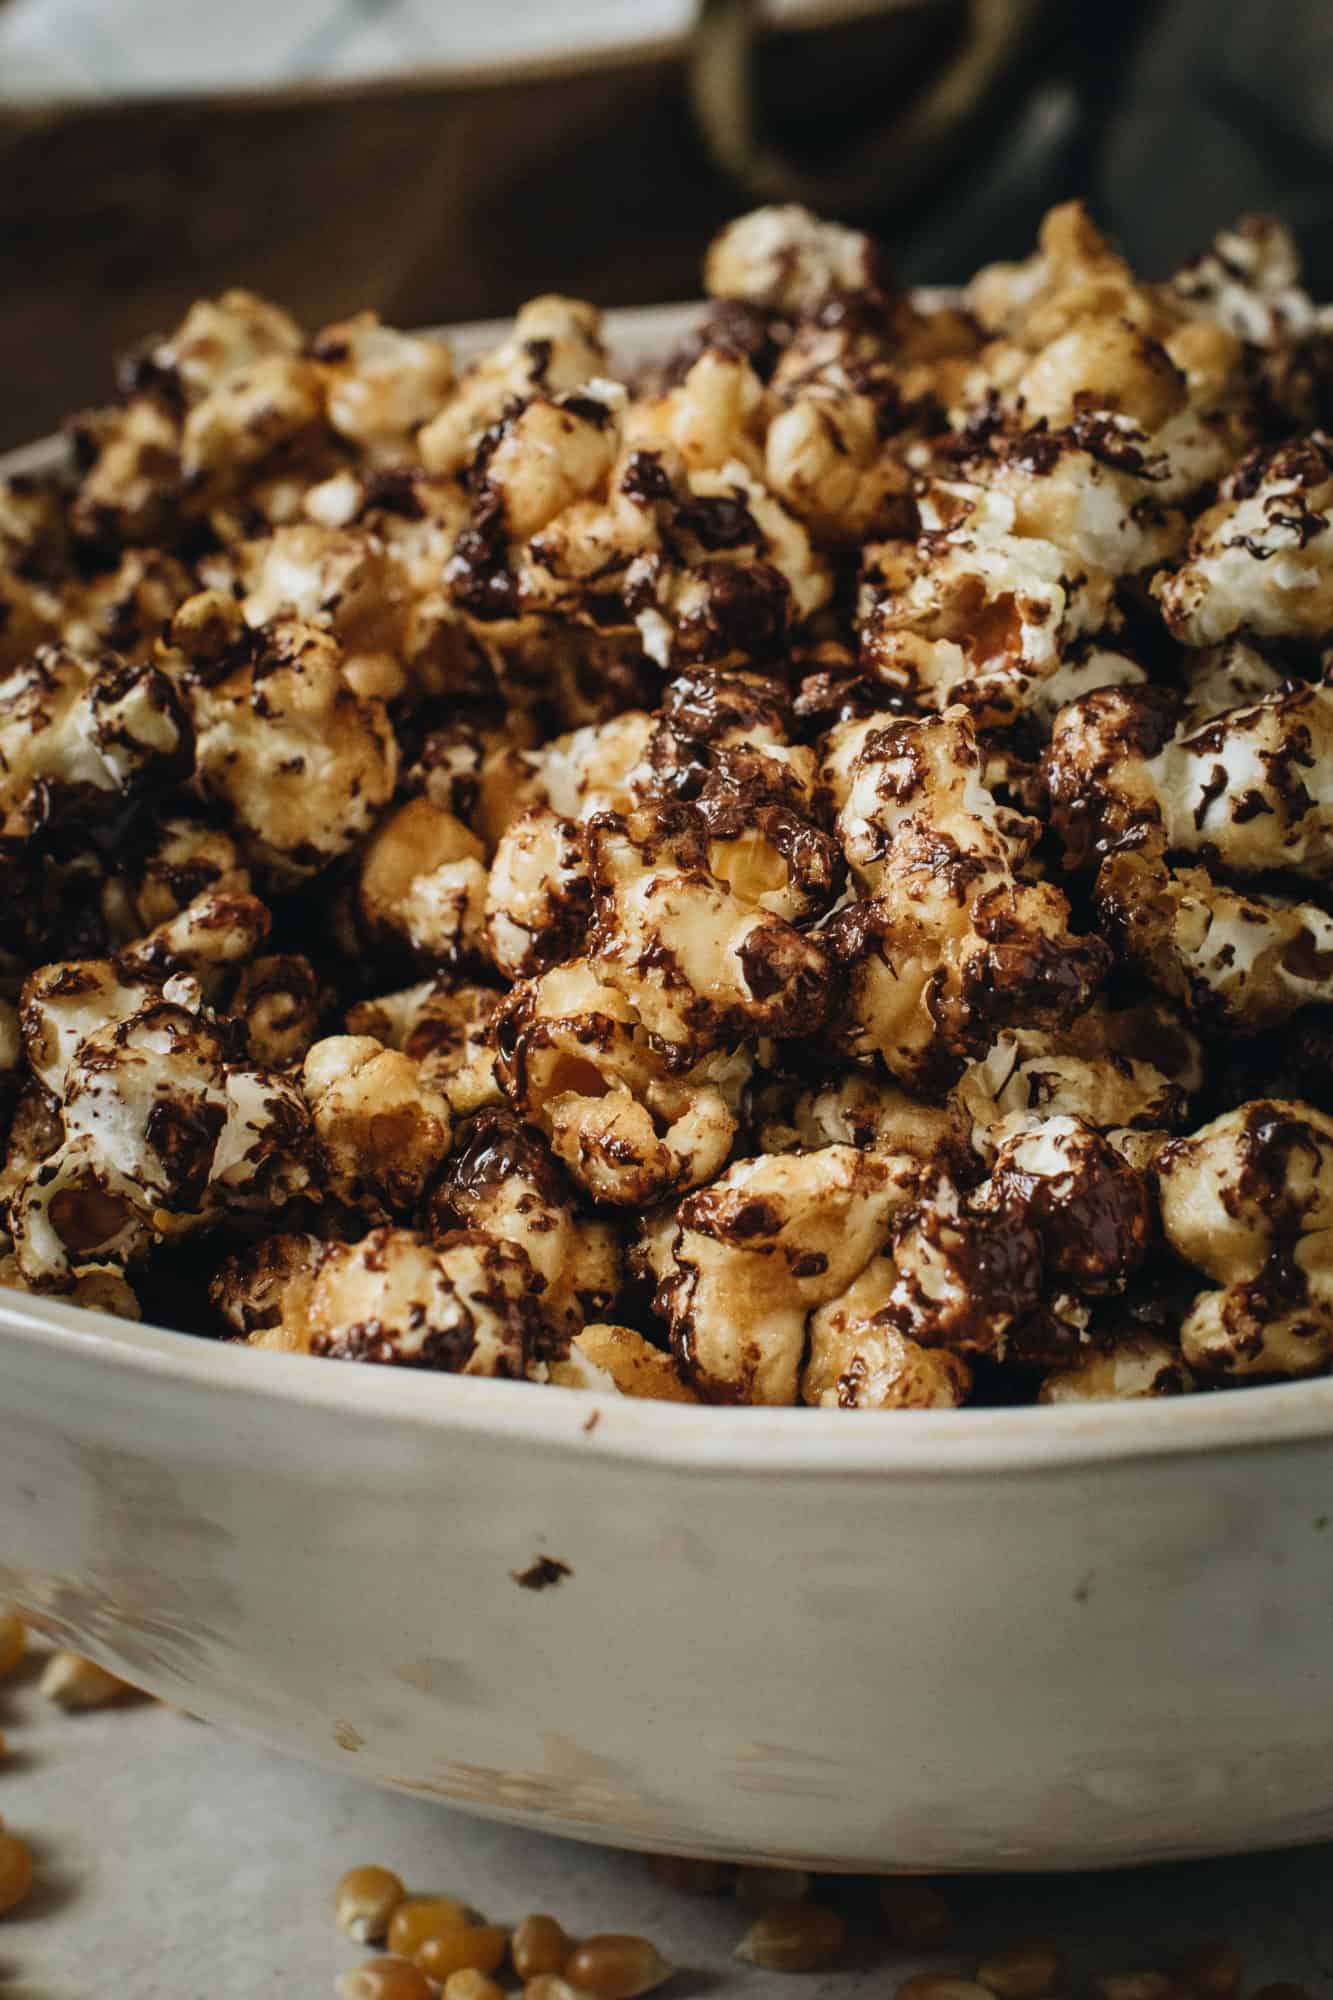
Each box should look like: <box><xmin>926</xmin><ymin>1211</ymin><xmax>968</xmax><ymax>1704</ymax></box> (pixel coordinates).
<box><xmin>6</xmin><ymin>1287</ymin><xmax>1332</xmax><ymax>1478</ymax></box>
<box><xmin>5</xmin><ymin>298</ymin><xmax>1330</xmax><ymax>1480</ymax></box>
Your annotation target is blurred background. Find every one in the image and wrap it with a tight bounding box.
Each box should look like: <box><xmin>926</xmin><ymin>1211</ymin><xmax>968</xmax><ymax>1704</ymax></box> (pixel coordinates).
<box><xmin>1</xmin><ymin>0</ymin><xmax>1331</xmax><ymax>447</ymax></box>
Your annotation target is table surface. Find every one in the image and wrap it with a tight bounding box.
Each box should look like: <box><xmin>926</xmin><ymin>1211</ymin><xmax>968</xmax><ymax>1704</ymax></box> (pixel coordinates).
<box><xmin>1</xmin><ymin>1652</ymin><xmax>1330</xmax><ymax>2000</ymax></box>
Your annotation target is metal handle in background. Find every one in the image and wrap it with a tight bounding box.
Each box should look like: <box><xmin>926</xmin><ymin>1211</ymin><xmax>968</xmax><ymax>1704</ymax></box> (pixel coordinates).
<box><xmin>689</xmin><ymin>0</ymin><xmax>1041</xmax><ymax>214</ymax></box>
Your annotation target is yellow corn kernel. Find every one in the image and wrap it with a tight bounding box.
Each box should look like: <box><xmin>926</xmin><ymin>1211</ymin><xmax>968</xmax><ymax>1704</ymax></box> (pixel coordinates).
<box><xmin>736</xmin><ymin>1903</ymin><xmax>846</xmax><ymax>1973</ymax></box>
<box><xmin>335</xmin><ymin>1958</ymin><xmax>432</xmax><ymax>2000</ymax></box>
<box><xmin>564</xmin><ymin>1933</ymin><xmax>674</xmax><ymax>1999</ymax></box>
<box><xmin>443</xmin><ymin>1974</ymin><xmax>505</xmax><ymax>2000</ymax></box>
<box><xmin>386</xmin><ymin>1896</ymin><xmax>471</xmax><ymax>1959</ymax></box>
<box><xmin>512</xmin><ymin>1913</ymin><xmax>574</xmax><ymax>1980</ymax></box>
<box><xmin>414</xmin><ymin>1924</ymin><xmax>508</xmax><ymax>1983</ymax></box>
<box><xmin>334</xmin><ymin>1864</ymin><xmax>405</xmax><ymax>1944</ymax></box>
<box><xmin>0</xmin><ymin>1615</ymin><xmax>25</xmax><ymax>1680</ymax></box>
<box><xmin>0</xmin><ymin>1830</ymin><xmax>34</xmax><ymax>1918</ymax></box>
<box><xmin>879</xmin><ymin>1879</ymin><xmax>953</xmax><ymax>1947</ymax></box>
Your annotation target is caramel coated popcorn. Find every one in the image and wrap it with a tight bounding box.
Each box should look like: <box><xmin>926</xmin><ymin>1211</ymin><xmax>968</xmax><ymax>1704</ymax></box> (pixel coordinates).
<box><xmin>3</xmin><ymin>198</ymin><xmax>1332</xmax><ymax>1406</ymax></box>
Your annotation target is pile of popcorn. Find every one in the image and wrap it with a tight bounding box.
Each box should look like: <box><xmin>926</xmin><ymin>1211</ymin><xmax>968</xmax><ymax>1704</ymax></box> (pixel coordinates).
<box><xmin>3</xmin><ymin>199</ymin><xmax>1332</xmax><ymax>1408</ymax></box>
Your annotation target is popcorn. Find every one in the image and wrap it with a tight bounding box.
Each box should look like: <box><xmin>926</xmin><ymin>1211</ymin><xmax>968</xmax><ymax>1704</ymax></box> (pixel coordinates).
<box><xmin>764</xmin><ymin>378</ymin><xmax>911</xmax><ymax>545</ymax></box>
<box><xmin>355</xmin><ymin>797</ymin><xmax>489</xmax><ymax>968</ymax></box>
<box><xmin>1158</xmin><ymin>1100</ymin><xmax>1333</xmax><ymax>1377</ymax></box>
<box><xmin>485</xmin><ymin>807</ymin><xmax>592</xmax><ymax>979</ymax></box>
<box><xmin>428</xmin><ymin>1107</ymin><xmax>621</xmax><ymax>1346</ymax></box>
<box><xmin>210</xmin><ymin>1229</ymin><xmax>324</xmax><ymax>1346</ymax></box>
<box><xmin>311</xmin><ymin>312</ymin><xmax>455</xmax><ymax>459</ymax></box>
<box><xmin>127</xmin><ymin>289</ymin><xmax>304</xmax><ymax>405</ymax></box>
<box><xmin>237</xmin><ymin>523</ymin><xmax>413</xmax><ymax>704</ymax></box>
<box><xmin>626</xmin><ymin>349</ymin><xmax>769</xmax><ymax>479</ymax></box>
<box><xmin>301</xmin><ymin>1034</ymin><xmax>451</xmax><ymax>1218</ymax></box>
<box><xmin>494</xmin><ymin>962</ymin><xmax>748</xmax><ymax>1206</ymax></box>
<box><xmin>7</xmin><ymin>198</ymin><xmax>1333</xmax><ymax>1408</ymax></box>
<box><xmin>60</xmin><ymin>548</ymin><xmax>194</xmax><ymax>664</ymax></box>
<box><xmin>1155</xmin><ymin>434</ymin><xmax>1333</xmax><ymax>645</ymax></box>
<box><xmin>1038</xmin><ymin>1336</ymin><xmax>1190</xmax><ymax>1402</ymax></box>
<box><xmin>185</xmin><ymin>614</ymin><xmax>398</xmax><ymax>882</ymax></box>
<box><xmin>420</xmin><ymin>295</ymin><xmax>607</xmax><ymax>478</ymax></box>
<box><xmin>823</xmin><ymin>707</ymin><xmax>1107</xmax><ymax>1089</ymax></box>
<box><xmin>1096</xmin><ymin>848</ymin><xmax>1333</xmax><ymax>1029</ymax></box>
<box><xmin>0</xmin><ymin>566</ymin><xmax>59</xmax><ymax>674</ymax></box>
<box><xmin>858</xmin><ymin>495</ymin><xmax>1120</xmax><ymax>725</ymax></box>
<box><xmin>554</xmin><ymin>1321</ymin><xmax>698</xmax><ymax>1402</ymax></box>
<box><xmin>704</xmin><ymin>206</ymin><xmax>883</xmax><ymax>314</ymax></box>
<box><xmin>231</xmin><ymin>954</ymin><xmax>324</xmax><ymax>1069</ymax></box>
<box><xmin>98</xmin><ymin>813</ymin><xmax>250</xmax><ymax>942</ymax></box>
<box><xmin>180</xmin><ymin>353</ymin><xmax>326</xmax><ymax>500</ymax></box>
<box><xmin>652</xmin><ymin>1145</ymin><xmax>924</xmax><ymax>1403</ymax></box>
<box><xmin>804</xmin><ymin>1260</ymin><xmax>973</xmax><ymax>1409</ymax></box>
<box><xmin>584</xmin><ymin>804</ymin><xmax>834</xmax><ymax>1057</ymax></box>
<box><xmin>1168</xmin><ymin>213</ymin><xmax>1333</xmax><ymax>348</ymax></box>
<box><xmin>967</xmin><ymin>201</ymin><xmax>1171</xmax><ymax>348</ymax></box>
<box><xmin>68</xmin><ymin>396</ymin><xmax>183</xmax><ymax>548</ymax></box>
<box><xmin>10</xmin><ymin>977</ymin><xmax>311</xmax><ymax>1289</ymax></box>
<box><xmin>957</xmin><ymin>997</ymin><xmax>1198</xmax><ymax>1144</ymax></box>
<box><xmin>1046</xmin><ymin>679</ymin><xmax>1333</xmax><ymax>879</ymax></box>
<box><xmin>345</xmin><ymin>977</ymin><xmax>502</xmax><ymax>1118</ymax></box>
<box><xmin>292</xmin><ymin>1227</ymin><xmax>548</xmax><ymax>1375</ymax></box>
<box><xmin>0</xmin><ymin>646</ymin><xmax>192</xmax><ymax>840</ymax></box>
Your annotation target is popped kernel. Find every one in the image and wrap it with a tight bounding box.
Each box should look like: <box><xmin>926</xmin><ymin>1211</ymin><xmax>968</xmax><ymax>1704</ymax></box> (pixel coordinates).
<box><xmin>4</xmin><ymin>194</ymin><xmax>1333</xmax><ymax>1424</ymax></box>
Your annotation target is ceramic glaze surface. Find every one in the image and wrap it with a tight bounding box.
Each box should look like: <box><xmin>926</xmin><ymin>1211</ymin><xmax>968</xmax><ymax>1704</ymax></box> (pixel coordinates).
<box><xmin>3</xmin><ymin>1288</ymin><xmax>1333</xmax><ymax>1869</ymax></box>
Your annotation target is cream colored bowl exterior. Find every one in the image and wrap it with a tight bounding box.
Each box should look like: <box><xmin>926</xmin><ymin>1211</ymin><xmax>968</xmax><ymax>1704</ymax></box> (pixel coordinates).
<box><xmin>4</xmin><ymin>1290</ymin><xmax>1333</xmax><ymax>1871</ymax></box>
<box><xmin>3</xmin><ymin>306</ymin><xmax>1333</xmax><ymax>1869</ymax></box>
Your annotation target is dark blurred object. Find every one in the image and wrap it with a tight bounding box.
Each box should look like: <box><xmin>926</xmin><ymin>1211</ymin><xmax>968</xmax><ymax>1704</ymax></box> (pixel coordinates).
<box><xmin>2</xmin><ymin>0</ymin><xmax>1333</xmax><ymax>450</ymax></box>
<box><xmin>2</xmin><ymin>4</ymin><xmax>976</xmax><ymax>446</ymax></box>
<box><xmin>1099</xmin><ymin>1</ymin><xmax>1333</xmax><ymax>282</ymax></box>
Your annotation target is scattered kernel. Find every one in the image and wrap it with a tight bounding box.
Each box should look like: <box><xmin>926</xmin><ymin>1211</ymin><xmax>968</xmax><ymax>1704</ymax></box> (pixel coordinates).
<box><xmin>736</xmin><ymin>1902</ymin><xmax>846</xmax><ymax>1973</ymax></box>
<box><xmin>0</xmin><ymin>1615</ymin><xmax>24</xmax><ymax>1680</ymax></box>
<box><xmin>565</xmin><ymin>1932</ymin><xmax>674</xmax><ymax>1998</ymax></box>
<box><xmin>335</xmin><ymin>1864</ymin><xmax>406</xmax><ymax>1944</ymax></box>
<box><xmin>414</xmin><ymin>1924</ymin><xmax>508</xmax><ymax>1983</ymax></box>
<box><xmin>443</xmin><ymin>1974</ymin><xmax>505</xmax><ymax>2000</ymax></box>
<box><xmin>386</xmin><ymin>1896</ymin><xmax>471</xmax><ymax>1959</ymax></box>
<box><xmin>336</xmin><ymin>1957</ymin><xmax>432</xmax><ymax>2000</ymax></box>
<box><xmin>512</xmin><ymin>1913</ymin><xmax>574</xmax><ymax>1979</ymax></box>
<box><xmin>0</xmin><ymin>1829</ymin><xmax>34</xmax><ymax>1918</ymax></box>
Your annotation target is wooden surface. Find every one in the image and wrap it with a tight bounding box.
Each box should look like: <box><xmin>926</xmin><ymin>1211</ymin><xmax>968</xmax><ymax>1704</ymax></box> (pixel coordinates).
<box><xmin>0</xmin><ymin>6</ymin><xmax>973</xmax><ymax>447</ymax></box>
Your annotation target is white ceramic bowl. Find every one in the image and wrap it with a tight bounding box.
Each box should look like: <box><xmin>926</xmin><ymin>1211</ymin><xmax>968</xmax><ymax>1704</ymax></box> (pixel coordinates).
<box><xmin>3</xmin><ymin>306</ymin><xmax>1333</xmax><ymax>1873</ymax></box>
